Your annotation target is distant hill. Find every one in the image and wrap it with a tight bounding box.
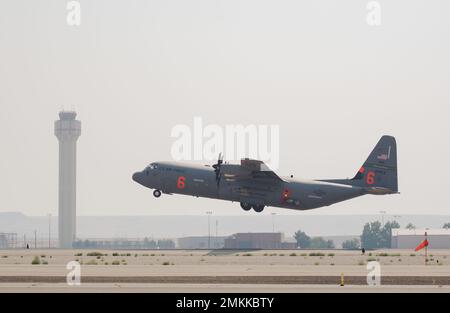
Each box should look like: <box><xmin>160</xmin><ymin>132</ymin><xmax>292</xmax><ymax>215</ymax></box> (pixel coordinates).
<box><xmin>1</xmin><ymin>212</ymin><xmax>449</xmax><ymax>240</ymax></box>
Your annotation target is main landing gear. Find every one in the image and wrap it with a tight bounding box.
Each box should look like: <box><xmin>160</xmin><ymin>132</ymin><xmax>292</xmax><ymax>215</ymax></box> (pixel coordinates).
<box><xmin>153</xmin><ymin>189</ymin><xmax>161</xmax><ymax>198</ymax></box>
<box><xmin>240</xmin><ymin>202</ymin><xmax>265</xmax><ymax>213</ymax></box>
<box><xmin>240</xmin><ymin>202</ymin><xmax>252</xmax><ymax>211</ymax></box>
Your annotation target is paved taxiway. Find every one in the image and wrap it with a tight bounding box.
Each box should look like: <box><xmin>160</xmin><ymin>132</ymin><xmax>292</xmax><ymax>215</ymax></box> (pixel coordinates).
<box><xmin>1</xmin><ymin>283</ymin><xmax>450</xmax><ymax>293</ymax></box>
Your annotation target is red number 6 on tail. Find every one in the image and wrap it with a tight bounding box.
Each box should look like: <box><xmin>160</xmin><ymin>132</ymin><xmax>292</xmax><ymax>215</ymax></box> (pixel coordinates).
<box><xmin>366</xmin><ymin>171</ymin><xmax>375</xmax><ymax>185</ymax></box>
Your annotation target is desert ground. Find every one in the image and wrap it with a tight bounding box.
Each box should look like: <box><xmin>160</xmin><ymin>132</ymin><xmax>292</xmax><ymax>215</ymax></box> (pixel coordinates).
<box><xmin>0</xmin><ymin>249</ymin><xmax>449</xmax><ymax>292</ymax></box>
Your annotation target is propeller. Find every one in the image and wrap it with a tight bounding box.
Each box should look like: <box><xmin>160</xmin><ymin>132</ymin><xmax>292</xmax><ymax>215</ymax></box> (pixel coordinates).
<box><xmin>212</xmin><ymin>153</ymin><xmax>223</xmax><ymax>186</ymax></box>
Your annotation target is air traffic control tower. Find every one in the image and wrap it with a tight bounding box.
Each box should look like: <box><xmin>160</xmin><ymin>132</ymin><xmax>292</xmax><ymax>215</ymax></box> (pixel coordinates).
<box><xmin>55</xmin><ymin>111</ymin><xmax>81</xmax><ymax>248</ymax></box>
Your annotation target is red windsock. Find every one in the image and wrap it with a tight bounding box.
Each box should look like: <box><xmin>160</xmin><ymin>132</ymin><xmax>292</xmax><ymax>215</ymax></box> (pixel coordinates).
<box><xmin>415</xmin><ymin>239</ymin><xmax>429</xmax><ymax>252</ymax></box>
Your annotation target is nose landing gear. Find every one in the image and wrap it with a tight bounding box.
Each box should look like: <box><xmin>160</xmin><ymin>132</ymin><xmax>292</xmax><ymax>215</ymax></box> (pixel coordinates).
<box><xmin>153</xmin><ymin>189</ymin><xmax>162</xmax><ymax>198</ymax></box>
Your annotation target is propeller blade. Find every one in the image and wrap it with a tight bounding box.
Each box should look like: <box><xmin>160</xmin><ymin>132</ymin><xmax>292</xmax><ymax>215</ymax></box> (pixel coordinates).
<box><xmin>213</xmin><ymin>153</ymin><xmax>223</xmax><ymax>186</ymax></box>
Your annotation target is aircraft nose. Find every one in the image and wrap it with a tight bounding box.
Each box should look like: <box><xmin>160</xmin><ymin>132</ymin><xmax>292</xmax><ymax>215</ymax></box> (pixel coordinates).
<box><xmin>132</xmin><ymin>171</ymin><xmax>143</xmax><ymax>184</ymax></box>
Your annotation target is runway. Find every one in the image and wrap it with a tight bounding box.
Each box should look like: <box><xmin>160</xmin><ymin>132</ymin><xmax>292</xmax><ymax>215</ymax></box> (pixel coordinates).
<box><xmin>1</xmin><ymin>249</ymin><xmax>449</xmax><ymax>292</ymax></box>
<box><xmin>1</xmin><ymin>275</ymin><xmax>450</xmax><ymax>285</ymax></box>
<box><xmin>1</xmin><ymin>283</ymin><xmax>450</xmax><ymax>293</ymax></box>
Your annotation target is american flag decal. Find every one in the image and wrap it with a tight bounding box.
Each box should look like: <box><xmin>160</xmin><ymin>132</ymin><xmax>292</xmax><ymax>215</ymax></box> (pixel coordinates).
<box><xmin>377</xmin><ymin>145</ymin><xmax>391</xmax><ymax>160</ymax></box>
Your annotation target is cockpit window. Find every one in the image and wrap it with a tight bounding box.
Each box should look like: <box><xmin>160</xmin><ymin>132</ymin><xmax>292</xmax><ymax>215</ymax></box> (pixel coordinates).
<box><xmin>149</xmin><ymin>164</ymin><xmax>158</xmax><ymax>170</ymax></box>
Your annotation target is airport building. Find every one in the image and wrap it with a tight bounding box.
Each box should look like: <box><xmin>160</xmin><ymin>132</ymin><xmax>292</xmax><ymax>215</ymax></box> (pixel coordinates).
<box><xmin>55</xmin><ymin>111</ymin><xmax>81</xmax><ymax>248</ymax></box>
<box><xmin>0</xmin><ymin>233</ymin><xmax>17</xmax><ymax>249</ymax></box>
<box><xmin>177</xmin><ymin>236</ymin><xmax>227</xmax><ymax>249</ymax></box>
<box><xmin>224</xmin><ymin>233</ymin><xmax>297</xmax><ymax>249</ymax></box>
<box><xmin>391</xmin><ymin>228</ymin><xmax>450</xmax><ymax>249</ymax></box>
<box><xmin>73</xmin><ymin>238</ymin><xmax>176</xmax><ymax>249</ymax></box>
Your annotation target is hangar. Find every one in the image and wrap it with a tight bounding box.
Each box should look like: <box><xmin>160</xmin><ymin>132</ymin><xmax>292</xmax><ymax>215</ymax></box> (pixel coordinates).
<box><xmin>224</xmin><ymin>233</ymin><xmax>297</xmax><ymax>249</ymax></box>
<box><xmin>391</xmin><ymin>229</ymin><xmax>450</xmax><ymax>249</ymax></box>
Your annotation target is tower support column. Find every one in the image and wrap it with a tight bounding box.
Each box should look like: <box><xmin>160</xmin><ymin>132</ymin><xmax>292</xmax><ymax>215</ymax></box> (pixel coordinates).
<box><xmin>54</xmin><ymin>111</ymin><xmax>81</xmax><ymax>249</ymax></box>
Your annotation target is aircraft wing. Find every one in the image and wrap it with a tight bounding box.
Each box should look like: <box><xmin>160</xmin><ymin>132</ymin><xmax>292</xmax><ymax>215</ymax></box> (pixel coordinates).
<box><xmin>221</xmin><ymin>158</ymin><xmax>286</xmax><ymax>183</ymax></box>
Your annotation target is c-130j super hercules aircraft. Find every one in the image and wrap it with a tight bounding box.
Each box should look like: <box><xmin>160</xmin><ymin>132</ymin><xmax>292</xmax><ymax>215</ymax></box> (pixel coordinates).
<box><xmin>132</xmin><ymin>136</ymin><xmax>398</xmax><ymax>213</ymax></box>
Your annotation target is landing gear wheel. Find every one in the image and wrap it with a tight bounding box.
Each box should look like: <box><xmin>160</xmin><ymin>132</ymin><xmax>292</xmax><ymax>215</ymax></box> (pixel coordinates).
<box><xmin>253</xmin><ymin>205</ymin><xmax>265</xmax><ymax>213</ymax></box>
<box><xmin>153</xmin><ymin>189</ymin><xmax>162</xmax><ymax>198</ymax></box>
<box><xmin>240</xmin><ymin>202</ymin><xmax>252</xmax><ymax>211</ymax></box>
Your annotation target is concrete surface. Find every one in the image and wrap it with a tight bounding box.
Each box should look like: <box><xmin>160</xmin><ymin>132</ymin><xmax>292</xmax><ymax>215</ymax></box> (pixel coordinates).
<box><xmin>1</xmin><ymin>283</ymin><xmax>450</xmax><ymax>293</ymax></box>
<box><xmin>0</xmin><ymin>249</ymin><xmax>449</xmax><ymax>292</ymax></box>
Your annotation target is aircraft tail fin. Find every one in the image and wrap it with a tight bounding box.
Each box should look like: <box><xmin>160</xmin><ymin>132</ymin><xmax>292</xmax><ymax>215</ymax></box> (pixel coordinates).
<box><xmin>350</xmin><ymin>135</ymin><xmax>398</xmax><ymax>193</ymax></box>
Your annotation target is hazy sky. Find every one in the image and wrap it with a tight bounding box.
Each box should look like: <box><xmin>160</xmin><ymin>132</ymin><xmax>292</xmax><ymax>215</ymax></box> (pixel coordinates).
<box><xmin>1</xmin><ymin>0</ymin><xmax>449</xmax><ymax>216</ymax></box>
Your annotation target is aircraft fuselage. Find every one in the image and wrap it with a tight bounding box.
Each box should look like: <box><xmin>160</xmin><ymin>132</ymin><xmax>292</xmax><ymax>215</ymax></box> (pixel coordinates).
<box><xmin>132</xmin><ymin>136</ymin><xmax>398</xmax><ymax>213</ymax></box>
<box><xmin>132</xmin><ymin>161</ymin><xmax>365</xmax><ymax>211</ymax></box>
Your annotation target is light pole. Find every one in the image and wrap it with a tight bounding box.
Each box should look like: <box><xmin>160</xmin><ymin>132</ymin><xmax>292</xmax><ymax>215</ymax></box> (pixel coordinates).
<box><xmin>206</xmin><ymin>211</ymin><xmax>212</xmax><ymax>249</ymax></box>
<box><xmin>380</xmin><ymin>210</ymin><xmax>387</xmax><ymax>226</ymax></box>
<box><xmin>393</xmin><ymin>215</ymin><xmax>402</xmax><ymax>227</ymax></box>
<box><xmin>271</xmin><ymin>213</ymin><xmax>276</xmax><ymax>233</ymax></box>
<box><xmin>34</xmin><ymin>230</ymin><xmax>37</xmax><ymax>249</ymax></box>
<box><xmin>48</xmin><ymin>213</ymin><xmax>51</xmax><ymax>248</ymax></box>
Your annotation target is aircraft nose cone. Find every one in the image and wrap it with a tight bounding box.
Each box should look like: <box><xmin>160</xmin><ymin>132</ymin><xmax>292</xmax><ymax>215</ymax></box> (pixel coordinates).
<box><xmin>132</xmin><ymin>171</ymin><xmax>142</xmax><ymax>184</ymax></box>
